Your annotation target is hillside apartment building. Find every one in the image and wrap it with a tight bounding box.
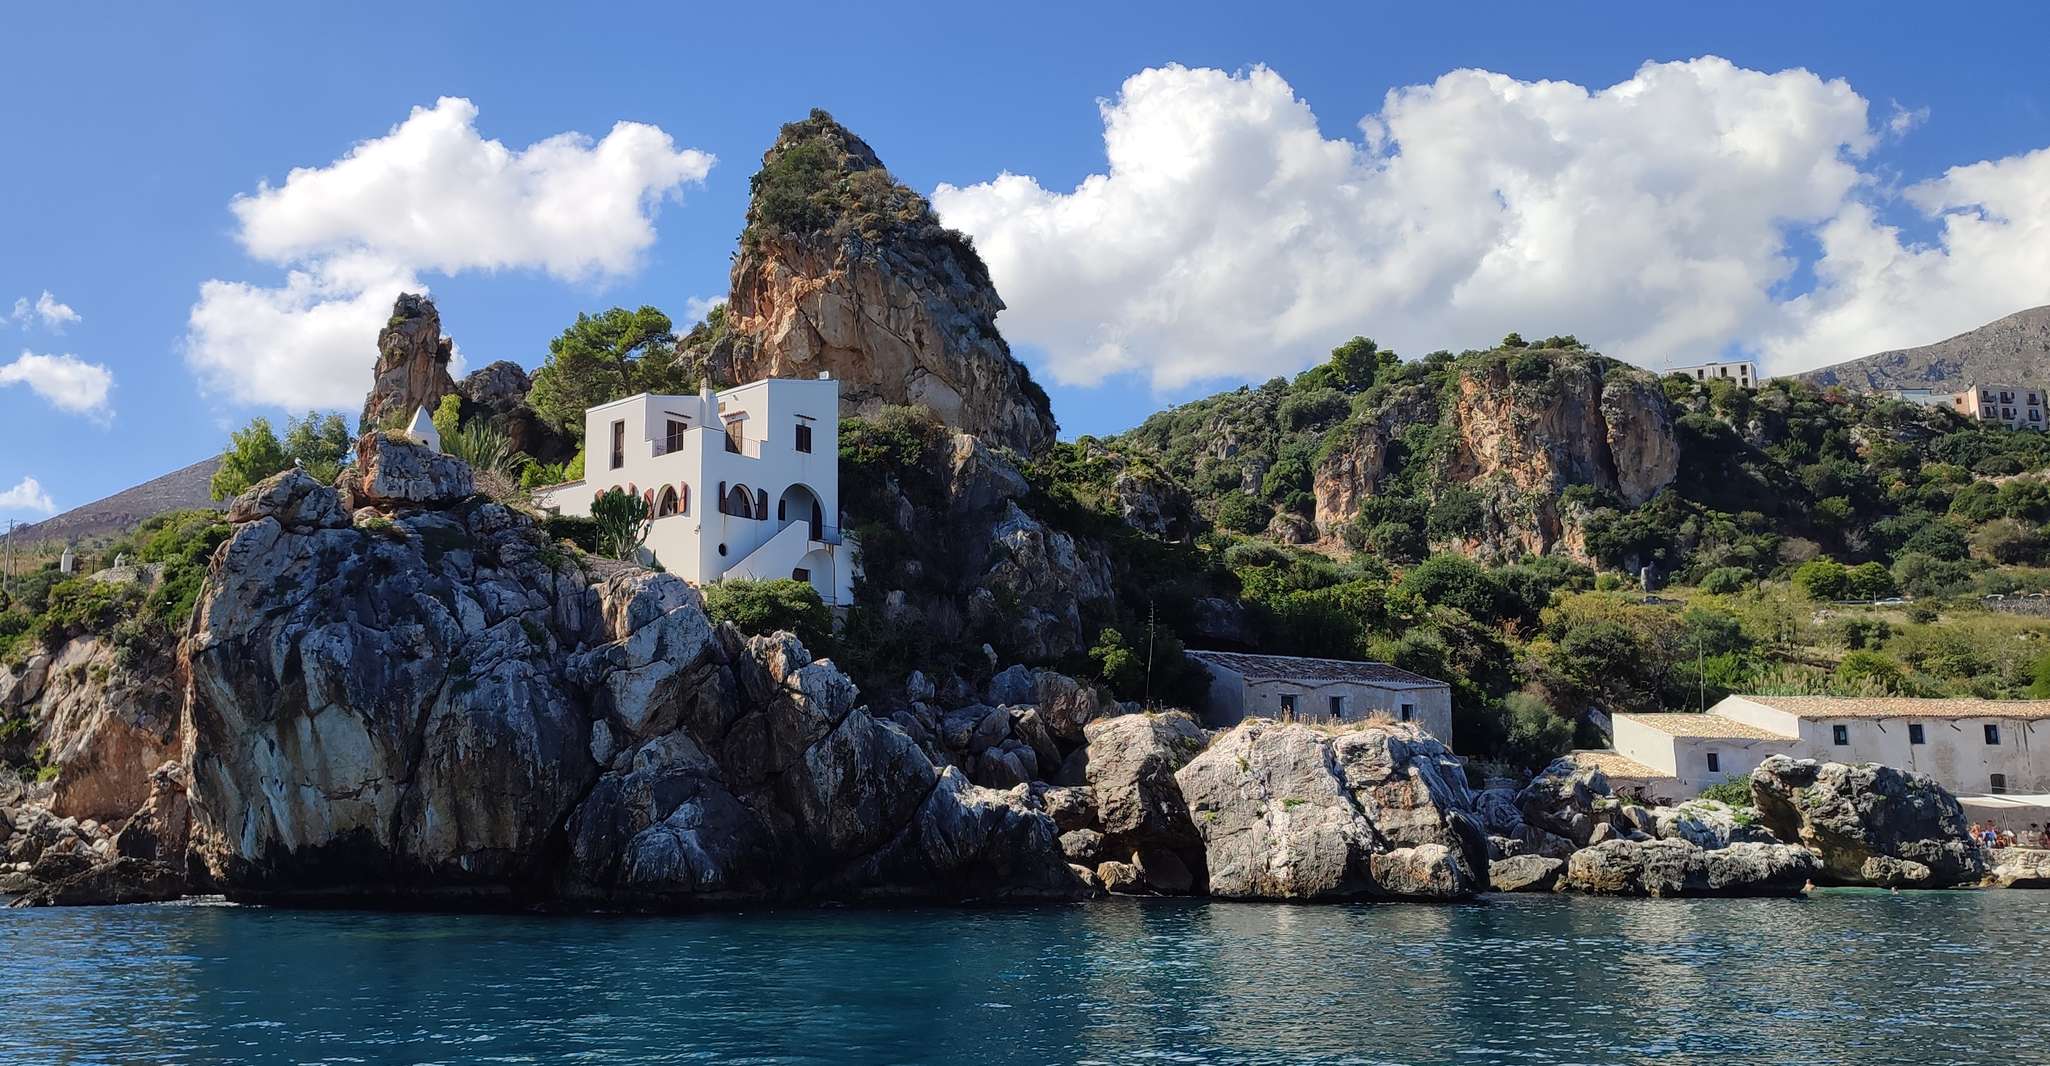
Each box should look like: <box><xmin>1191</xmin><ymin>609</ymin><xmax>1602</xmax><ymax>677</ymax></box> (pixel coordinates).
<box><xmin>1950</xmin><ymin>383</ymin><xmax>2047</xmax><ymax>431</ymax></box>
<box><xmin>1573</xmin><ymin>695</ymin><xmax>2049</xmax><ymax>801</ymax></box>
<box><xmin>1187</xmin><ymin>650</ymin><xmax>1454</xmax><ymax>742</ymax></box>
<box><xmin>1670</xmin><ymin>360</ymin><xmax>1758</xmax><ymax>388</ymax></box>
<box><xmin>533</xmin><ymin>376</ymin><xmax>855</xmax><ymax>606</ymax></box>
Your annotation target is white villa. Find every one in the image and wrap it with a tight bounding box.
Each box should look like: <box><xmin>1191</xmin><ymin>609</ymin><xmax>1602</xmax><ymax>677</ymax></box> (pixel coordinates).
<box><xmin>1574</xmin><ymin>695</ymin><xmax>2050</xmax><ymax>801</ymax></box>
<box><xmin>534</xmin><ymin>375</ymin><xmax>855</xmax><ymax>606</ymax></box>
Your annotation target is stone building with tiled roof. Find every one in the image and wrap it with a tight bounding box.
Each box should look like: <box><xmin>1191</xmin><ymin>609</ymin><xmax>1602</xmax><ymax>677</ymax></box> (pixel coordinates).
<box><xmin>1186</xmin><ymin>650</ymin><xmax>1452</xmax><ymax>740</ymax></box>
<box><xmin>1587</xmin><ymin>694</ymin><xmax>2050</xmax><ymax>800</ymax></box>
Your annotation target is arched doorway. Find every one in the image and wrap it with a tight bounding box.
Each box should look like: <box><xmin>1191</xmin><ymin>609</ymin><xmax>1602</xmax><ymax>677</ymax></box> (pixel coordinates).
<box><xmin>794</xmin><ymin>547</ymin><xmax>836</xmax><ymax>603</ymax></box>
<box><xmin>777</xmin><ymin>483</ymin><xmax>825</xmax><ymax>540</ymax></box>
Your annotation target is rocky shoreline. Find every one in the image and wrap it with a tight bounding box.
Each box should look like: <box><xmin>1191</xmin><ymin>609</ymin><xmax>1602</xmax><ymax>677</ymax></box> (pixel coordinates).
<box><xmin>1</xmin><ymin>437</ymin><xmax>2039</xmax><ymax>911</ymax></box>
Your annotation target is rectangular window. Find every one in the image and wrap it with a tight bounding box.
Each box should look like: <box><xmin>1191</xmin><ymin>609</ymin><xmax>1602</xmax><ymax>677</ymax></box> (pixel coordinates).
<box><xmin>795</xmin><ymin>421</ymin><xmax>814</xmax><ymax>453</ymax></box>
<box><xmin>1400</xmin><ymin>702</ymin><xmax>1415</xmax><ymax>722</ymax></box>
<box><xmin>1985</xmin><ymin>723</ymin><xmax>2002</xmax><ymax>745</ymax></box>
<box><xmin>1908</xmin><ymin>723</ymin><xmax>1925</xmax><ymax>745</ymax></box>
<box><xmin>1706</xmin><ymin>752</ymin><xmax>1721</xmax><ymax>774</ymax></box>
<box><xmin>664</xmin><ymin>419</ymin><xmax>687</xmax><ymax>454</ymax></box>
<box><xmin>724</xmin><ymin>419</ymin><xmax>743</xmax><ymax>455</ymax></box>
<box><xmin>1991</xmin><ymin>773</ymin><xmax>2008</xmax><ymax>795</ymax></box>
<box><xmin>610</xmin><ymin>420</ymin><xmax>625</xmax><ymax>470</ymax></box>
<box><xmin>1279</xmin><ymin>694</ymin><xmax>1297</xmax><ymax>715</ymax></box>
<box><xmin>791</xmin><ymin>567</ymin><xmax>810</xmax><ymax>583</ymax></box>
<box><xmin>1832</xmin><ymin>724</ymin><xmax>1849</xmax><ymax>746</ymax></box>
<box><xmin>1328</xmin><ymin>695</ymin><xmax>1344</xmax><ymax>719</ymax></box>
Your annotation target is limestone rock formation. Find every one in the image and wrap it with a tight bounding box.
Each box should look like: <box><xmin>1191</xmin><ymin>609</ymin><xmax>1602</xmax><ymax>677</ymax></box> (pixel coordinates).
<box><xmin>360</xmin><ymin>293</ymin><xmax>457</xmax><ymax>432</ymax></box>
<box><xmin>182</xmin><ymin>440</ymin><xmax>1081</xmax><ymax>905</ymax></box>
<box><xmin>1438</xmin><ymin>353</ymin><xmax>1678</xmax><ymax>557</ymax></box>
<box><xmin>1488</xmin><ymin>854</ymin><xmax>1565</xmax><ymax>893</ymax></box>
<box><xmin>12</xmin><ymin>636</ymin><xmax>180</xmax><ymax>826</ymax></box>
<box><xmin>456</xmin><ymin>361</ymin><xmax>576</xmax><ymax>465</ymax></box>
<box><xmin>1308</xmin><ymin>352</ymin><xmax>1678</xmax><ymax>560</ymax></box>
<box><xmin>1797</xmin><ymin>304</ymin><xmax>2050</xmax><ymax>394</ymax></box>
<box><xmin>700</xmin><ymin>111</ymin><xmax>1056</xmax><ymax>454</ymax></box>
<box><xmin>1562</xmin><ymin>838</ymin><xmax>1818</xmax><ymax>898</ymax></box>
<box><xmin>1174</xmin><ymin>720</ymin><xmax>1488</xmax><ymax>900</ymax></box>
<box><xmin>1646</xmin><ymin>799</ymin><xmax>1778</xmax><ymax>850</ymax></box>
<box><xmin>1990</xmin><ymin>849</ymin><xmax>2050</xmax><ymax>889</ymax></box>
<box><xmin>1077</xmin><ymin>712</ymin><xmax>1208</xmax><ymax>894</ymax></box>
<box><xmin>1749</xmin><ymin>756</ymin><xmax>1986</xmax><ymax>888</ymax></box>
<box><xmin>1517</xmin><ymin>757</ymin><xmax>1616</xmax><ymax>848</ymax></box>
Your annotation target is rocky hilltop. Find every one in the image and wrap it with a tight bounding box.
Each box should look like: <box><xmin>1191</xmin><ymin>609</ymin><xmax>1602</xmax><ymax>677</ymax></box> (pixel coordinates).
<box><xmin>694</xmin><ymin>110</ymin><xmax>1057</xmax><ymax>456</ymax></box>
<box><xmin>1798</xmin><ymin>305</ymin><xmax>2050</xmax><ymax>393</ymax></box>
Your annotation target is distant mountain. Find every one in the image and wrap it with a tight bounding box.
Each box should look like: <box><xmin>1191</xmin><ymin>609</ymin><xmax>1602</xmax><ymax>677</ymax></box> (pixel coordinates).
<box><xmin>9</xmin><ymin>456</ymin><xmax>223</xmax><ymax>547</ymax></box>
<box><xmin>1796</xmin><ymin>305</ymin><xmax>2050</xmax><ymax>392</ymax></box>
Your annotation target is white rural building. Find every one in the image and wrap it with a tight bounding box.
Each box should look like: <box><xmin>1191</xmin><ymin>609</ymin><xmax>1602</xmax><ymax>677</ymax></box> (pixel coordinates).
<box><xmin>1187</xmin><ymin>650</ymin><xmax>1453</xmax><ymax>741</ymax></box>
<box><xmin>534</xmin><ymin>376</ymin><xmax>855</xmax><ymax>606</ymax></box>
<box><xmin>1951</xmin><ymin>383</ymin><xmax>2047</xmax><ymax>431</ymax></box>
<box><xmin>1671</xmin><ymin>360</ymin><xmax>1757</xmax><ymax>389</ymax></box>
<box><xmin>1588</xmin><ymin>695</ymin><xmax>2050</xmax><ymax>800</ymax></box>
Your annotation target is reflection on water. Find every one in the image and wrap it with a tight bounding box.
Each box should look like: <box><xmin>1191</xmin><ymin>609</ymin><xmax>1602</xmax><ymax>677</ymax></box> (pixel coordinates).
<box><xmin>0</xmin><ymin>891</ymin><xmax>2042</xmax><ymax>1065</ymax></box>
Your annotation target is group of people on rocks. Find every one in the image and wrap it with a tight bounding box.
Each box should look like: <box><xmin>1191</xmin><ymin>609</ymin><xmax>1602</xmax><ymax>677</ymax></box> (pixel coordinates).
<box><xmin>1969</xmin><ymin>822</ymin><xmax>2050</xmax><ymax>850</ymax></box>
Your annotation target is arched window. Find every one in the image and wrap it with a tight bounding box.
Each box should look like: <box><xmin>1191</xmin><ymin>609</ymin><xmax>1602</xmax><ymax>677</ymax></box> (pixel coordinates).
<box><xmin>725</xmin><ymin>483</ymin><xmax>757</xmax><ymax>519</ymax></box>
<box><xmin>655</xmin><ymin>486</ymin><xmax>679</xmax><ymax>518</ymax></box>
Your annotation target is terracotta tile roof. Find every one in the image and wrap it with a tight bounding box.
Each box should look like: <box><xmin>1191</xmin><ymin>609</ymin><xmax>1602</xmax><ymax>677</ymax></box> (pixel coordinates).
<box><xmin>1566</xmin><ymin>750</ymin><xmax>1669</xmax><ymax>780</ymax></box>
<box><xmin>1618</xmin><ymin>713</ymin><xmax>1793</xmax><ymax>740</ymax></box>
<box><xmin>1187</xmin><ymin>650</ymin><xmax>1445</xmax><ymax>688</ymax></box>
<box><xmin>1734</xmin><ymin>696</ymin><xmax>2050</xmax><ymax>721</ymax></box>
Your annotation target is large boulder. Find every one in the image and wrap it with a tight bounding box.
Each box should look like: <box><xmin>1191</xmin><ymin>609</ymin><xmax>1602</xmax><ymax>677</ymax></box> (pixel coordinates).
<box><xmin>1750</xmin><ymin>756</ymin><xmax>1986</xmax><ymax>888</ymax></box>
<box><xmin>1517</xmin><ymin>757</ymin><xmax>1624</xmax><ymax>848</ymax></box>
<box><xmin>337</xmin><ymin>433</ymin><xmax>474</xmax><ymax>509</ymax></box>
<box><xmin>1647</xmin><ymin>799</ymin><xmax>1778</xmax><ymax>850</ymax></box>
<box><xmin>1990</xmin><ymin>849</ymin><xmax>2050</xmax><ymax>889</ymax></box>
<box><xmin>1489</xmin><ymin>854</ymin><xmax>1565</xmax><ymax>893</ymax></box>
<box><xmin>1174</xmin><ymin>720</ymin><xmax>1486</xmax><ymax>900</ymax></box>
<box><xmin>1562</xmin><ymin>838</ymin><xmax>1818</xmax><ymax>898</ymax></box>
<box><xmin>1080</xmin><ymin>712</ymin><xmax>1208</xmax><ymax>893</ymax></box>
<box><xmin>8</xmin><ymin>856</ymin><xmax>184</xmax><ymax>908</ymax></box>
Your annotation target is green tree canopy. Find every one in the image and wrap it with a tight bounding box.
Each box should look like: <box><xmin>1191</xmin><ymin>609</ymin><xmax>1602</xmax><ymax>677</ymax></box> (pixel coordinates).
<box><xmin>212</xmin><ymin>411</ymin><xmax>353</xmax><ymax>500</ymax></box>
<box><xmin>527</xmin><ymin>306</ymin><xmax>692</xmax><ymax>439</ymax></box>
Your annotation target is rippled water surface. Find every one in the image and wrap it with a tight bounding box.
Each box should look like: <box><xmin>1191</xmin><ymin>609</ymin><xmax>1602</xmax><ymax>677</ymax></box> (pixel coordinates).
<box><xmin>2</xmin><ymin>891</ymin><xmax>2044</xmax><ymax>1064</ymax></box>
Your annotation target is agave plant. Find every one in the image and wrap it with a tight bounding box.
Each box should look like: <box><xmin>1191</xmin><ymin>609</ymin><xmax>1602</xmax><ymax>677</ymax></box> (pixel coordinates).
<box><xmin>444</xmin><ymin>419</ymin><xmax>520</xmax><ymax>477</ymax></box>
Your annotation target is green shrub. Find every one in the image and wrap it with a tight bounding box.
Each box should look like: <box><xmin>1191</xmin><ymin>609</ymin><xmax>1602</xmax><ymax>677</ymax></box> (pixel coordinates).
<box><xmin>1698</xmin><ymin>566</ymin><xmax>1750</xmax><ymax>595</ymax></box>
<box><xmin>704</xmin><ymin>578</ymin><xmax>831</xmax><ymax>652</ymax></box>
<box><xmin>1216</xmin><ymin>493</ymin><xmax>1269</xmax><ymax>534</ymax></box>
<box><xmin>1697</xmin><ymin>777</ymin><xmax>1752</xmax><ymax>805</ymax></box>
<box><xmin>590</xmin><ymin>488</ymin><xmax>650</xmax><ymax>560</ymax></box>
<box><xmin>540</xmin><ymin>514</ymin><xmax>601</xmax><ymax>553</ymax></box>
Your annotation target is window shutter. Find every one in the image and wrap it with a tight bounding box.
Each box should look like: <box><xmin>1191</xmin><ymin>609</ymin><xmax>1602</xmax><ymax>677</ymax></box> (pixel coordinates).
<box><xmin>717</xmin><ymin>481</ymin><xmax>726</xmax><ymax>515</ymax></box>
<box><xmin>757</xmin><ymin>488</ymin><xmax>768</xmax><ymax>517</ymax></box>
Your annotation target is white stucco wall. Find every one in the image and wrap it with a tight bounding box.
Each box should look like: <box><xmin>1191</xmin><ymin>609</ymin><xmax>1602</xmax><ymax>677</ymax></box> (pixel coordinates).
<box><xmin>1712</xmin><ymin>696</ymin><xmax>2049</xmax><ymax>796</ymax></box>
<box><xmin>537</xmin><ymin>378</ymin><xmax>853</xmax><ymax>605</ymax></box>
<box><xmin>1195</xmin><ymin>661</ymin><xmax>1454</xmax><ymax>745</ymax></box>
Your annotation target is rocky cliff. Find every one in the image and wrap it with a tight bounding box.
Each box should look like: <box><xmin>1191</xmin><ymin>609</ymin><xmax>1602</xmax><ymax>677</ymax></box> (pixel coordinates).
<box><xmin>1797</xmin><ymin>305</ymin><xmax>2050</xmax><ymax>393</ymax></box>
<box><xmin>697</xmin><ymin>111</ymin><xmax>1056</xmax><ymax>456</ymax></box>
<box><xmin>1310</xmin><ymin>350</ymin><xmax>1680</xmax><ymax>560</ymax></box>
<box><xmin>360</xmin><ymin>294</ymin><xmax>457</xmax><ymax>432</ymax></box>
<box><xmin>180</xmin><ymin>438</ymin><xmax>1079</xmax><ymax>905</ymax></box>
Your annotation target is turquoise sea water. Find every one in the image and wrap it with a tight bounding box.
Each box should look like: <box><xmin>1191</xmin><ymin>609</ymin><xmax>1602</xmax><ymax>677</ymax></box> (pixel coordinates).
<box><xmin>1</xmin><ymin>891</ymin><xmax>2043</xmax><ymax>1065</ymax></box>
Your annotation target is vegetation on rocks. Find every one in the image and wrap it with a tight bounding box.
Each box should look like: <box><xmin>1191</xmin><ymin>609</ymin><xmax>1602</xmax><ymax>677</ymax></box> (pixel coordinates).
<box><xmin>527</xmin><ymin>306</ymin><xmax>695</xmax><ymax>439</ymax></box>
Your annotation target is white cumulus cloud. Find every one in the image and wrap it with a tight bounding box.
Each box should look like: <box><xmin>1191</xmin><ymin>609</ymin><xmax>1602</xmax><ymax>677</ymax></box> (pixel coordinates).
<box><xmin>0</xmin><ymin>476</ymin><xmax>56</xmax><ymax>515</ymax></box>
<box><xmin>9</xmin><ymin>290</ymin><xmax>81</xmax><ymax>332</ymax></box>
<box><xmin>934</xmin><ymin>59</ymin><xmax>2048</xmax><ymax>390</ymax></box>
<box><xmin>0</xmin><ymin>350</ymin><xmax>115</xmax><ymax>417</ymax></box>
<box><xmin>185</xmin><ymin>97</ymin><xmax>715</xmax><ymax>410</ymax></box>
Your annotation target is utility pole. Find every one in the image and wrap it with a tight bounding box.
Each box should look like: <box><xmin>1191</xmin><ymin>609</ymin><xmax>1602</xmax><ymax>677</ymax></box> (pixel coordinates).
<box><xmin>1698</xmin><ymin>635</ymin><xmax>1707</xmax><ymax>713</ymax></box>
<box><xmin>1145</xmin><ymin>599</ymin><xmax>1157</xmax><ymax>708</ymax></box>
<box><xmin>2</xmin><ymin>519</ymin><xmax>13</xmax><ymax>600</ymax></box>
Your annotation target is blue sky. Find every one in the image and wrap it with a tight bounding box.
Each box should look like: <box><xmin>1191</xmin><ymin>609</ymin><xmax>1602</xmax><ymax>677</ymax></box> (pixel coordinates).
<box><xmin>4</xmin><ymin>1</ymin><xmax>2048</xmax><ymax>518</ymax></box>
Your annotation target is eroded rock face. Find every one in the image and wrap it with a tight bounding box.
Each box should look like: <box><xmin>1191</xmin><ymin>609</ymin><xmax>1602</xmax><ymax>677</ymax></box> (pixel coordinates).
<box><xmin>1489</xmin><ymin>854</ymin><xmax>1564</xmax><ymax>893</ymax></box>
<box><xmin>1517</xmin><ymin>758</ymin><xmax>1613</xmax><ymax>848</ymax></box>
<box><xmin>1080</xmin><ymin>713</ymin><xmax>1208</xmax><ymax>893</ymax></box>
<box><xmin>705</xmin><ymin>114</ymin><xmax>1055</xmax><ymax>455</ymax></box>
<box><xmin>456</xmin><ymin>360</ymin><xmax>574</xmax><ymax>464</ymax></box>
<box><xmin>184</xmin><ymin>454</ymin><xmax>1080</xmax><ymax>906</ymax></box>
<box><xmin>1310</xmin><ymin>354</ymin><xmax>1677</xmax><ymax>561</ymax></box>
<box><xmin>1749</xmin><ymin>756</ymin><xmax>1986</xmax><ymax>888</ymax></box>
<box><xmin>1174</xmin><ymin>720</ymin><xmax>1486</xmax><ymax>900</ymax></box>
<box><xmin>25</xmin><ymin>637</ymin><xmax>181</xmax><ymax>826</ymax></box>
<box><xmin>1562</xmin><ymin>838</ymin><xmax>1817</xmax><ymax>898</ymax></box>
<box><xmin>336</xmin><ymin>434</ymin><xmax>474</xmax><ymax>509</ymax></box>
<box><xmin>360</xmin><ymin>293</ymin><xmax>456</xmax><ymax>432</ymax></box>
